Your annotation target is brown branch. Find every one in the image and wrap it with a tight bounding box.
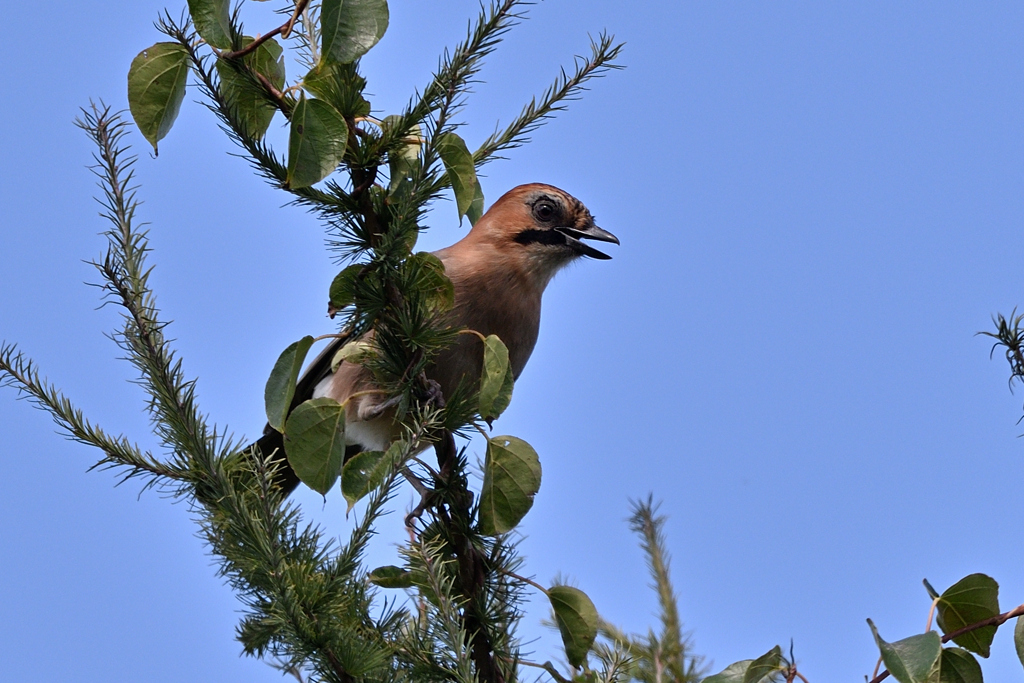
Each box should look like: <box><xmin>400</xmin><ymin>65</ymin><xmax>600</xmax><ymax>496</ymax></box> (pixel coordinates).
<box><xmin>254</xmin><ymin>70</ymin><xmax>289</xmax><ymax>112</ymax></box>
<box><xmin>433</xmin><ymin>431</ymin><xmax>504</xmax><ymax>683</ymax></box>
<box><xmin>220</xmin><ymin>0</ymin><xmax>311</xmax><ymax>60</ymax></box>
<box><xmin>941</xmin><ymin>602</ymin><xmax>1024</xmax><ymax>642</ymax></box>
<box><xmin>323</xmin><ymin>648</ymin><xmax>355</xmax><ymax>683</ymax></box>
<box><xmin>866</xmin><ymin>603</ymin><xmax>1024</xmax><ymax>683</ymax></box>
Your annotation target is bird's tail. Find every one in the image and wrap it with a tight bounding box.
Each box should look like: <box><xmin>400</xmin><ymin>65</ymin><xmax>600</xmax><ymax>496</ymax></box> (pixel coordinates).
<box><xmin>250</xmin><ymin>428</ymin><xmax>301</xmax><ymax>495</ymax></box>
<box><xmin>246</xmin><ymin>427</ymin><xmax>365</xmax><ymax>497</ymax></box>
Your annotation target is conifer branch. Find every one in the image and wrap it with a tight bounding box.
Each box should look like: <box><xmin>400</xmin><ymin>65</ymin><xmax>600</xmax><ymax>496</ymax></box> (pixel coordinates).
<box><xmin>475</xmin><ymin>31</ymin><xmax>625</xmax><ymax>166</ymax></box>
<box><xmin>383</xmin><ymin>0</ymin><xmax>528</xmax><ymax>156</ymax></box>
<box><xmin>618</xmin><ymin>497</ymin><xmax>704</xmax><ymax>683</ymax></box>
<box><xmin>80</xmin><ymin>104</ymin><xmax>226</xmax><ymax>476</ymax></box>
<box><xmin>0</xmin><ymin>342</ymin><xmax>186</xmax><ymax>489</ymax></box>
<box><xmin>71</xmin><ymin>104</ymin><xmax>399</xmax><ymax>683</ymax></box>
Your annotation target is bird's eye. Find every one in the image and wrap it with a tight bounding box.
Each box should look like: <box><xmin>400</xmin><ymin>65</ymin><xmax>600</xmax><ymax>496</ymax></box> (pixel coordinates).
<box><xmin>533</xmin><ymin>201</ymin><xmax>557</xmax><ymax>222</ymax></box>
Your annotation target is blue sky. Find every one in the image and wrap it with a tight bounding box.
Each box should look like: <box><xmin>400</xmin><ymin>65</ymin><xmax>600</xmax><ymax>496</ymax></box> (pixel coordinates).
<box><xmin>3</xmin><ymin>1</ymin><xmax>1024</xmax><ymax>680</ymax></box>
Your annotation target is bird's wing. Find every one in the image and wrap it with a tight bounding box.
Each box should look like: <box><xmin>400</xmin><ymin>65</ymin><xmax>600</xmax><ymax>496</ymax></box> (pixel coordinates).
<box><xmin>261</xmin><ymin>333</ymin><xmax>350</xmax><ymax>439</ymax></box>
<box><xmin>253</xmin><ymin>333</ymin><xmax>355</xmax><ymax>494</ymax></box>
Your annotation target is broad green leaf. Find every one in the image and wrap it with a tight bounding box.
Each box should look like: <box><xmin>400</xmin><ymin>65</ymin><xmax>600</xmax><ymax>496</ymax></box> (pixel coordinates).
<box><xmin>466</xmin><ymin>177</ymin><xmax>485</xmax><ymax>225</ymax></box>
<box><xmin>1015</xmin><ymin>616</ymin><xmax>1024</xmax><ymax>670</ymax></box>
<box><xmin>127</xmin><ymin>43</ymin><xmax>189</xmax><ymax>153</ymax></box>
<box><xmin>264</xmin><ymin>336</ymin><xmax>315</xmax><ymax>432</ymax></box>
<box><xmin>216</xmin><ymin>37</ymin><xmax>285</xmax><ymax>139</ymax></box>
<box><xmin>341</xmin><ymin>440</ymin><xmax>404</xmax><ymax>511</ymax></box>
<box><xmin>935</xmin><ymin>574</ymin><xmax>1000</xmax><ymax>657</ymax></box>
<box><xmin>329</xmin><ymin>263</ymin><xmax>365</xmax><ymax>312</ymax></box>
<box><xmin>437</xmin><ymin>132</ymin><xmax>478</xmax><ymax>223</ymax></box>
<box><xmin>284</xmin><ymin>397</ymin><xmax>346</xmax><ymax>495</ymax></box>
<box><xmin>187</xmin><ymin>0</ymin><xmax>233</xmax><ymax>48</ymax></box>
<box><xmin>287</xmin><ymin>96</ymin><xmax>349</xmax><ymax>189</ymax></box>
<box><xmin>368</xmin><ymin>565</ymin><xmax>415</xmax><ymax>589</ymax></box>
<box><xmin>701</xmin><ymin>660</ymin><xmax>753</xmax><ymax>683</ymax></box>
<box><xmin>939</xmin><ymin>648</ymin><xmax>982</xmax><ymax>683</ymax></box>
<box><xmin>479</xmin><ymin>334</ymin><xmax>513</xmax><ymax>422</ymax></box>
<box><xmin>321</xmin><ymin>0</ymin><xmax>389</xmax><ymax>64</ymax></box>
<box><xmin>868</xmin><ymin>619</ymin><xmax>942</xmax><ymax>683</ymax></box>
<box><xmin>548</xmin><ymin>586</ymin><xmax>598</xmax><ymax>668</ymax></box>
<box><xmin>303</xmin><ymin>61</ymin><xmax>371</xmax><ymax>118</ymax></box>
<box><xmin>744</xmin><ymin>646</ymin><xmax>783</xmax><ymax>683</ymax></box>
<box><xmin>331</xmin><ymin>340</ymin><xmax>373</xmax><ymax>372</ymax></box>
<box><xmin>407</xmin><ymin>252</ymin><xmax>454</xmax><ymax>312</ymax></box>
<box><xmin>479</xmin><ymin>436</ymin><xmax>541</xmax><ymax>535</ymax></box>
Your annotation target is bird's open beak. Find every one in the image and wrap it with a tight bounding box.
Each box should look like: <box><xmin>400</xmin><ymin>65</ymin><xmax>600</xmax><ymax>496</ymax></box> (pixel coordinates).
<box><xmin>556</xmin><ymin>225</ymin><xmax>620</xmax><ymax>260</ymax></box>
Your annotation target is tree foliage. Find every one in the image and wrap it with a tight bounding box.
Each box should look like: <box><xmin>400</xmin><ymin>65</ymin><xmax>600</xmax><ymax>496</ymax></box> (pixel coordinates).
<box><xmin>5</xmin><ymin>3</ymin><xmax>1021</xmax><ymax>682</ymax></box>
<box><xmin>0</xmin><ymin>2</ymin><xmax>705</xmax><ymax>682</ymax></box>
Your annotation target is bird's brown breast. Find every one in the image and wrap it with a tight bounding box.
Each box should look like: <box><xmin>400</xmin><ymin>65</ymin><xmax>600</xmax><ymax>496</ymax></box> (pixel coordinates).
<box><xmin>428</xmin><ymin>242</ymin><xmax>543</xmax><ymax>398</ymax></box>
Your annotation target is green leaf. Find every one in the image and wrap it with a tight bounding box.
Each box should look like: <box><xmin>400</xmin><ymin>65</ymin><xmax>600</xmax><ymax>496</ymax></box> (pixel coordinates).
<box><xmin>341</xmin><ymin>440</ymin><xmax>404</xmax><ymax>511</ymax></box>
<box><xmin>935</xmin><ymin>574</ymin><xmax>1000</xmax><ymax>657</ymax></box>
<box><xmin>407</xmin><ymin>252</ymin><xmax>454</xmax><ymax>312</ymax></box>
<box><xmin>328</xmin><ymin>263</ymin><xmax>364</xmax><ymax>312</ymax></box>
<box><xmin>1015</xmin><ymin>616</ymin><xmax>1024</xmax><ymax>670</ymax></box>
<box><xmin>478</xmin><ymin>436</ymin><xmax>541</xmax><ymax>535</ymax></box>
<box><xmin>924</xmin><ymin>579</ymin><xmax>940</xmax><ymax>600</ymax></box>
<box><xmin>187</xmin><ymin>0</ymin><xmax>234</xmax><ymax>49</ymax></box>
<box><xmin>303</xmin><ymin>61</ymin><xmax>371</xmax><ymax>118</ymax></box>
<box><xmin>548</xmin><ymin>586</ymin><xmax>598</xmax><ymax>668</ymax></box>
<box><xmin>264</xmin><ymin>336</ymin><xmax>315</xmax><ymax>432</ymax></box>
<box><xmin>367</xmin><ymin>565</ymin><xmax>415</xmax><ymax>589</ymax></box>
<box><xmin>466</xmin><ymin>177</ymin><xmax>485</xmax><ymax>225</ymax></box>
<box><xmin>216</xmin><ymin>37</ymin><xmax>285</xmax><ymax>139</ymax></box>
<box><xmin>284</xmin><ymin>397</ymin><xmax>346</xmax><ymax>495</ymax></box>
<box><xmin>744</xmin><ymin>646</ymin><xmax>783</xmax><ymax>683</ymax></box>
<box><xmin>321</xmin><ymin>0</ymin><xmax>389</xmax><ymax>64</ymax></box>
<box><xmin>287</xmin><ymin>96</ymin><xmax>349</xmax><ymax>189</ymax></box>
<box><xmin>868</xmin><ymin>619</ymin><xmax>942</xmax><ymax>683</ymax></box>
<box><xmin>436</xmin><ymin>132</ymin><xmax>479</xmax><ymax>223</ymax></box>
<box><xmin>331</xmin><ymin>340</ymin><xmax>373</xmax><ymax>372</ymax></box>
<box><xmin>939</xmin><ymin>648</ymin><xmax>982</xmax><ymax>683</ymax></box>
<box><xmin>127</xmin><ymin>43</ymin><xmax>190</xmax><ymax>153</ymax></box>
<box><xmin>479</xmin><ymin>334</ymin><xmax>513</xmax><ymax>422</ymax></box>
<box><xmin>701</xmin><ymin>660</ymin><xmax>754</xmax><ymax>683</ymax></box>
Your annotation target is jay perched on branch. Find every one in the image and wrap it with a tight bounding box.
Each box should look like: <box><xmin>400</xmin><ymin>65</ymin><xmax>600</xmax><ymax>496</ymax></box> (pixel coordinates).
<box><xmin>257</xmin><ymin>183</ymin><xmax>618</xmax><ymax>493</ymax></box>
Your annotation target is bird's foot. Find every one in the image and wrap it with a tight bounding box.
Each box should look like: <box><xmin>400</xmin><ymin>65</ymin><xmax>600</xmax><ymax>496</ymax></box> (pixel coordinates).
<box><xmin>360</xmin><ymin>392</ymin><xmax>403</xmax><ymax>421</ymax></box>
<box><xmin>402</xmin><ymin>467</ymin><xmax>440</xmax><ymax>528</ymax></box>
<box><xmin>420</xmin><ymin>376</ymin><xmax>446</xmax><ymax>408</ymax></box>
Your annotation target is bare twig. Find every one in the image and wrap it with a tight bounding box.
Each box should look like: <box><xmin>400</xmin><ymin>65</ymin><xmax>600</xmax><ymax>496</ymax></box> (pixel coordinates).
<box><xmin>220</xmin><ymin>0</ymin><xmax>311</xmax><ymax>60</ymax></box>
<box><xmin>867</xmin><ymin>602</ymin><xmax>1024</xmax><ymax>683</ymax></box>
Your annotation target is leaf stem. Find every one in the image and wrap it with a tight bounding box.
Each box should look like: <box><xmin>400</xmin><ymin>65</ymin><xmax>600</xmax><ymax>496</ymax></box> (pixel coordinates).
<box><xmin>312</xmin><ymin>332</ymin><xmax>354</xmax><ymax>344</ymax></box>
<box><xmin>924</xmin><ymin>597</ymin><xmax>938</xmax><ymax>633</ymax></box>
<box><xmin>458</xmin><ymin>329</ymin><xmax>488</xmax><ymax>344</ymax></box>
<box><xmin>498</xmin><ymin>568</ymin><xmax>549</xmax><ymax>595</ymax></box>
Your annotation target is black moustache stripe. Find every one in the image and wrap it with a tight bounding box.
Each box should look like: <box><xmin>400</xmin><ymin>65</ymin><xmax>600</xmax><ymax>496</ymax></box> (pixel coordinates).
<box><xmin>513</xmin><ymin>228</ymin><xmax>568</xmax><ymax>247</ymax></box>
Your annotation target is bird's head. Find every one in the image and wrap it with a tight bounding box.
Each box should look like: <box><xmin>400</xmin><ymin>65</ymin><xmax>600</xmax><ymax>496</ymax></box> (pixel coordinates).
<box><xmin>468</xmin><ymin>183</ymin><xmax>619</xmax><ymax>282</ymax></box>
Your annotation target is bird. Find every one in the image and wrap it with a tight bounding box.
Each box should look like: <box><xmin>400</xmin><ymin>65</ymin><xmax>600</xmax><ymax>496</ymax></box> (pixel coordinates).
<box><xmin>255</xmin><ymin>183</ymin><xmax>619</xmax><ymax>494</ymax></box>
